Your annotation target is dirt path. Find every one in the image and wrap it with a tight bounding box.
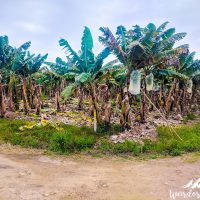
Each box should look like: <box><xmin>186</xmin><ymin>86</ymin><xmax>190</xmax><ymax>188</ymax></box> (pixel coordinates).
<box><xmin>0</xmin><ymin>145</ymin><xmax>200</xmax><ymax>200</ymax></box>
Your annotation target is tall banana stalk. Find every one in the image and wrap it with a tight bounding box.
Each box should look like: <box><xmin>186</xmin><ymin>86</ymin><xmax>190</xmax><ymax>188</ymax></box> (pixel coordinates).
<box><xmin>22</xmin><ymin>78</ymin><xmax>30</xmax><ymax>114</ymax></box>
<box><xmin>165</xmin><ymin>79</ymin><xmax>176</xmax><ymax>117</ymax></box>
<box><xmin>0</xmin><ymin>83</ymin><xmax>6</xmax><ymax>117</ymax></box>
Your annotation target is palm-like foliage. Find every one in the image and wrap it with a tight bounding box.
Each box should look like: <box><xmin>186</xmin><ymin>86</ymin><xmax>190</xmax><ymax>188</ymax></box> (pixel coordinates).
<box><xmin>179</xmin><ymin>52</ymin><xmax>200</xmax><ymax>78</ymax></box>
<box><xmin>0</xmin><ymin>36</ymin><xmax>15</xmax><ymax>70</ymax></box>
<box><xmin>99</xmin><ymin>27</ymin><xmax>126</xmax><ymax>64</ymax></box>
<box><xmin>45</xmin><ymin>57</ymin><xmax>73</xmax><ymax>76</ymax></box>
<box><xmin>59</xmin><ymin>26</ymin><xmax>110</xmax><ymax>99</ymax></box>
<box><xmin>12</xmin><ymin>42</ymin><xmax>48</xmax><ymax>77</ymax></box>
<box><xmin>99</xmin><ymin>22</ymin><xmax>187</xmax><ymax>72</ymax></box>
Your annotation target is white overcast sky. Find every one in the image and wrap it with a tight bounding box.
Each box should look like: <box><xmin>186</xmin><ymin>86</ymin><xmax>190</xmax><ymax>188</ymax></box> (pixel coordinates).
<box><xmin>0</xmin><ymin>0</ymin><xmax>200</xmax><ymax>62</ymax></box>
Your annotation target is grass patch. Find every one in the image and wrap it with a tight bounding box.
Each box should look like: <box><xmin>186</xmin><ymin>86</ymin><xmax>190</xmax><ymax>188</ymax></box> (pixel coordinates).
<box><xmin>98</xmin><ymin>138</ymin><xmax>142</xmax><ymax>156</ymax></box>
<box><xmin>49</xmin><ymin>132</ymin><xmax>96</xmax><ymax>153</ymax></box>
<box><xmin>143</xmin><ymin>123</ymin><xmax>200</xmax><ymax>156</ymax></box>
<box><xmin>0</xmin><ymin>119</ymin><xmax>96</xmax><ymax>153</ymax></box>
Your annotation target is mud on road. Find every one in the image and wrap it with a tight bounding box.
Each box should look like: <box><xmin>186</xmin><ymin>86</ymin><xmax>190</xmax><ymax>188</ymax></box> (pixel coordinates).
<box><xmin>0</xmin><ymin>144</ymin><xmax>200</xmax><ymax>200</ymax></box>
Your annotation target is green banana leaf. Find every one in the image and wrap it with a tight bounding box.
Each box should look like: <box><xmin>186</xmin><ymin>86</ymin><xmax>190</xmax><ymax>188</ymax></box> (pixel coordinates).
<box><xmin>75</xmin><ymin>72</ymin><xmax>91</xmax><ymax>83</ymax></box>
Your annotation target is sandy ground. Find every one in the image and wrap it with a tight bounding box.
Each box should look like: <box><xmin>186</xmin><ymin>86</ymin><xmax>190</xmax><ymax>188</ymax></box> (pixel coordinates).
<box><xmin>0</xmin><ymin>144</ymin><xmax>200</xmax><ymax>200</ymax></box>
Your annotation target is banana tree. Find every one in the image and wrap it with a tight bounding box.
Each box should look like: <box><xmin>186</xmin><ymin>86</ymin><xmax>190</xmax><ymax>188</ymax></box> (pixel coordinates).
<box><xmin>99</xmin><ymin>62</ymin><xmax>131</xmax><ymax>129</ymax></box>
<box><xmin>99</xmin><ymin>25</ymin><xmax>137</xmax><ymax>127</ymax></box>
<box><xmin>59</xmin><ymin>26</ymin><xmax>110</xmax><ymax>130</ymax></box>
<box><xmin>128</xmin><ymin>23</ymin><xmax>189</xmax><ymax>121</ymax></box>
<box><xmin>45</xmin><ymin>57</ymin><xmax>76</xmax><ymax>110</ymax></box>
<box><xmin>176</xmin><ymin>52</ymin><xmax>200</xmax><ymax>114</ymax></box>
<box><xmin>99</xmin><ymin>22</ymin><xmax>188</xmax><ymax>124</ymax></box>
<box><xmin>33</xmin><ymin>67</ymin><xmax>63</xmax><ymax>99</ymax></box>
<box><xmin>12</xmin><ymin>45</ymin><xmax>48</xmax><ymax>114</ymax></box>
<box><xmin>153</xmin><ymin>51</ymin><xmax>200</xmax><ymax>116</ymax></box>
<box><xmin>192</xmin><ymin>74</ymin><xmax>200</xmax><ymax>110</ymax></box>
<box><xmin>0</xmin><ymin>35</ymin><xmax>16</xmax><ymax>117</ymax></box>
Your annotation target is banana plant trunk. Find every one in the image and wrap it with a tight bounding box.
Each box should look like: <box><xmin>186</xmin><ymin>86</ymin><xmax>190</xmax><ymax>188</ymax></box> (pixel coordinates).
<box><xmin>175</xmin><ymin>89</ymin><xmax>183</xmax><ymax>113</ymax></box>
<box><xmin>55</xmin><ymin>89</ymin><xmax>61</xmax><ymax>112</ymax></box>
<box><xmin>140</xmin><ymin>79</ymin><xmax>147</xmax><ymax>123</ymax></box>
<box><xmin>90</xmin><ymin>84</ymin><xmax>100</xmax><ymax>132</ymax></box>
<box><xmin>7</xmin><ymin>76</ymin><xmax>14</xmax><ymax>111</ymax></box>
<box><xmin>29</xmin><ymin>76</ymin><xmax>35</xmax><ymax>109</ymax></box>
<box><xmin>119</xmin><ymin>88</ymin><xmax>131</xmax><ymax>130</ymax></box>
<box><xmin>159</xmin><ymin>81</ymin><xmax>165</xmax><ymax>109</ymax></box>
<box><xmin>77</xmin><ymin>86</ymin><xmax>84</xmax><ymax>110</ymax></box>
<box><xmin>0</xmin><ymin>84</ymin><xmax>6</xmax><ymax>117</ymax></box>
<box><xmin>35</xmin><ymin>85</ymin><xmax>42</xmax><ymax>115</ymax></box>
<box><xmin>22</xmin><ymin>78</ymin><xmax>30</xmax><ymax>114</ymax></box>
<box><xmin>181</xmin><ymin>87</ymin><xmax>187</xmax><ymax>115</ymax></box>
<box><xmin>100</xmin><ymin>84</ymin><xmax>111</xmax><ymax>127</ymax></box>
<box><xmin>165</xmin><ymin>79</ymin><xmax>176</xmax><ymax>117</ymax></box>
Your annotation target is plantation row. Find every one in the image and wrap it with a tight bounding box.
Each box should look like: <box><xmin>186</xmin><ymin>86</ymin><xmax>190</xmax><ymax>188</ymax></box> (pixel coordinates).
<box><xmin>0</xmin><ymin>22</ymin><xmax>200</xmax><ymax>131</ymax></box>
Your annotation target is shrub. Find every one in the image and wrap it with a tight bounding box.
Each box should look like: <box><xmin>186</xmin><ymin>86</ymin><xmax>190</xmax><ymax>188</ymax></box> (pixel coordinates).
<box><xmin>98</xmin><ymin>138</ymin><xmax>111</xmax><ymax>152</ymax></box>
<box><xmin>96</xmin><ymin>123</ymin><xmax>123</xmax><ymax>135</ymax></box>
<box><xmin>49</xmin><ymin>132</ymin><xmax>96</xmax><ymax>153</ymax></box>
<box><xmin>113</xmin><ymin>140</ymin><xmax>141</xmax><ymax>155</ymax></box>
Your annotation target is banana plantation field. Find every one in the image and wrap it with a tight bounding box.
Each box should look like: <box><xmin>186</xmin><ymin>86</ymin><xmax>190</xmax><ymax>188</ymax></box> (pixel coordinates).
<box><xmin>0</xmin><ymin>21</ymin><xmax>200</xmax><ymax>152</ymax></box>
<box><xmin>0</xmin><ymin>22</ymin><xmax>200</xmax><ymax>154</ymax></box>
<box><xmin>0</xmin><ymin>21</ymin><xmax>200</xmax><ymax>198</ymax></box>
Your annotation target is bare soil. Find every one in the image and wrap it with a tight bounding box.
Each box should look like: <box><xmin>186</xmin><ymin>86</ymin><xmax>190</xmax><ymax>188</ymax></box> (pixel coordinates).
<box><xmin>0</xmin><ymin>144</ymin><xmax>200</xmax><ymax>200</ymax></box>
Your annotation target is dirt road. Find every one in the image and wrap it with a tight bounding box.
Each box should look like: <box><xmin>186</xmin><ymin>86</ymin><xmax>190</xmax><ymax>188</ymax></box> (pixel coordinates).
<box><xmin>0</xmin><ymin>144</ymin><xmax>200</xmax><ymax>200</ymax></box>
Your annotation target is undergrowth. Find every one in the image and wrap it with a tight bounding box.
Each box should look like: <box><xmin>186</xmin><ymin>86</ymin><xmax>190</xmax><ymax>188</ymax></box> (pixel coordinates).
<box><xmin>98</xmin><ymin>123</ymin><xmax>200</xmax><ymax>156</ymax></box>
<box><xmin>0</xmin><ymin>119</ymin><xmax>96</xmax><ymax>153</ymax></box>
<box><xmin>0</xmin><ymin>119</ymin><xmax>200</xmax><ymax>157</ymax></box>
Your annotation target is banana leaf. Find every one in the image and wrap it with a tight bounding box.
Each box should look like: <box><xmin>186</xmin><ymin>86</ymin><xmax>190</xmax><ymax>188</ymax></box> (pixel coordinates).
<box><xmin>75</xmin><ymin>72</ymin><xmax>91</xmax><ymax>83</ymax></box>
